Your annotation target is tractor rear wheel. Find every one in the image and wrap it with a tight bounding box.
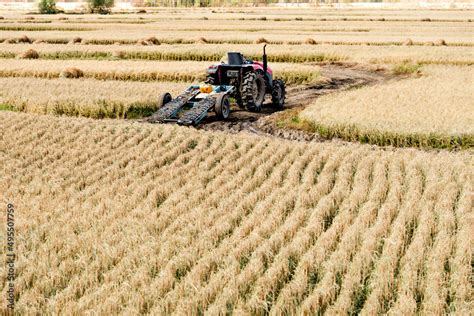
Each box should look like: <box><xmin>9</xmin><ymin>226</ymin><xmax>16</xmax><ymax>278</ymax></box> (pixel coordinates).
<box><xmin>271</xmin><ymin>79</ymin><xmax>286</xmax><ymax>110</ymax></box>
<box><xmin>241</xmin><ymin>72</ymin><xmax>265</xmax><ymax>112</ymax></box>
<box><xmin>158</xmin><ymin>92</ymin><xmax>172</xmax><ymax>108</ymax></box>
<box><xmin>215</xmin><ymin>94</ymin><xmax>230</xmax><ymax>120</ymax></box>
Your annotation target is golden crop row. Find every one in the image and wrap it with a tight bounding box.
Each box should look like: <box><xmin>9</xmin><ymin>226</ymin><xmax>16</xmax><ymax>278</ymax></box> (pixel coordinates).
<box><xmin>2</xmin><ymin>35</ymin><xmax>473</xmax><ymax>47</ymax></box>
<box><xmin>0</xmin><ymin>22</ymin><xmax>373</xmax><ymax>33</ymax></box>
<box><xmin>0</xmin><ymin>43</ymin><xmax>473</xmax><ymax>65</ymax></box>
<box><xmin>0</xmin><ymin>23</ymin><xmax>472</xmax><ymax>47</ymax></box>
<box><xmin>0</xmin><ymin>25</ymin><xmax>95</xmax><ymax>32</ymax></box>
<box><xmin>2</xmin><ymin>15</ymin><xmax>472</xmax><ymax>23</ymax></box>
<box><xmin>0</xmin><ymin>110</ymin><xmax>471</xmax><ymax>314</ymax></box>
<box><xmin>2</xmin><ymin>8</ymin><xmax>473</xmax><ymax>21</ymax></box>
<box><xmin>0</xmin><ymin>13</ymin><xmax>471</xmax><ymax>32</ymax></box>
<box><xmin>300</xmin><ymin>65</ymin><xmax>474</xmax><ymax>149</ymax></box>
<box><xmin>0</xmin><ymin>59</ymin><xmax>321</xmax><ymax>85</ymax></box>
<box><xmin>0</xmin><ymin>43</ymin><xmax>346</xmax><ymax>63</ymax></box>
<box><xmin>0</xmin><ymin>77</ymin><xmax>186</xmax><ymax>118</ymax></box>
<box><xmin>0</xmin><ymin>9</ymin><xmax>472</xmax><ymax>48</ymax></box>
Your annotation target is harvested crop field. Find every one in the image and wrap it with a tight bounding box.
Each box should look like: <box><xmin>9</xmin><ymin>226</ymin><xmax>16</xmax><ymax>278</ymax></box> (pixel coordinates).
<box><xmin>1</xmin><ymin>111</ymin><xmax>472</xmax><ymax>314</ymax></box>
<box><xmin>0</xmin><ymin>5</ymin><xmax>473</xmax><ymax>315</ymax></box>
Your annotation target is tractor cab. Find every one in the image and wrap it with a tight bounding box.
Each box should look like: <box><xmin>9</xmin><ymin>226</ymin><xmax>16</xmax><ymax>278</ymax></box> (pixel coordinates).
<box><xmin>226</xmin><ymin>52</ymin><xmax>250</xmax><ymax>65</ymax></box>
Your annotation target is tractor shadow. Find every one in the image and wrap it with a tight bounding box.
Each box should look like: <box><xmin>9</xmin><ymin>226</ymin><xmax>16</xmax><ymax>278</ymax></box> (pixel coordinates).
<box><xmin>204</xmin><ymin>102</ymin><xmax>280</xmax><ymax>123</ymax></box>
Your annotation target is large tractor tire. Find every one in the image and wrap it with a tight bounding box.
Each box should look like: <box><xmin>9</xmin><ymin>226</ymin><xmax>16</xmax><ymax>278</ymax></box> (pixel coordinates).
<box><xmin>214</xmin><ymin>94</ymin><xmax>231</xmax><ymax>120</ymax></box>
<box><xmin>158</xmin><ymin>92</ymin><xmax>172</xmax><ymax>108</ymax></box>
<box><xmin>271</xmin><ymin>79</ymin><xmax>286</xmax><ymax>110</ymax></box>
<box><xmin>241</xmin><ymin>71</ymin><xmax>266</xmax><ymax>112</ymax></box>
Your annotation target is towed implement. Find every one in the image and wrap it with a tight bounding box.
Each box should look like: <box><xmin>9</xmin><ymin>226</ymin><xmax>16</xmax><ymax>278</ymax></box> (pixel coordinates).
<box><xmin>148</xmin><ymin>45</ymin><xmax>285</xmax><ymax>126</ymax></box>
<box><xmin>148</xmin><ymin>84</ymin><xmax>234</xmax><ymax>126</ymax></box>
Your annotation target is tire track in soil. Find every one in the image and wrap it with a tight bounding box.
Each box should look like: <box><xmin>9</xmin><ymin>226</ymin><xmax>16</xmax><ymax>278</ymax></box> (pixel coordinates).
<box><xmin>197</xmin><ymin>64</ymin><xmax>390</xmax><ymax>142</ymax></box>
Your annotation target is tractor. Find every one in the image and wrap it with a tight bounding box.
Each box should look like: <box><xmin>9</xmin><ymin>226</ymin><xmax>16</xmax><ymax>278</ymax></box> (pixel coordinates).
<box><xmin>205</xmin><ymin>44</ymin><xmax>286</xmax><ymax>112</ymax></box>
<box><xmin>148</xmin><ymin>45</ymin><xmax>285</xmax><ymax>126</ymax></box>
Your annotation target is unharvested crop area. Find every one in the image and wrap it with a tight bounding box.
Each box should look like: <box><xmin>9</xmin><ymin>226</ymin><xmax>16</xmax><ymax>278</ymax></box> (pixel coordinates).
<box><xmin>0</xmin><ymin>6</ymin><xmax>473</xmax><ymax>315</ymax></box>
<box><xmin>1</xmin><ymin>42</ymin><xmax>473</xmax><ymax>65</ymax></box>
<box><xmin>0</xmin><ymin>59</ymin><xmax>321</xmax><ymax>84</ymax></box>
<box><xmin>1</xmin><ymin>111</ymin><xmax>472</xmax><ymax>314</ymax></box>
<box><xmin>301</xmin><ymin>66</ymin><xmax>474</xmax><ymax>148</ymax></box>
<box><xmin>0</xmin><ymin>77</ymin><xmax>186</xmax><ymax>118</ymax></box>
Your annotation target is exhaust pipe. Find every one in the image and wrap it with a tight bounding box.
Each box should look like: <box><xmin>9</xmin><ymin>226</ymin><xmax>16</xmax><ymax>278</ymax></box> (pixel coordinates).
<box><xmin>262</xmin><ymin>44</ymin><xmax>267</xmax><ymax>75</ymax></box>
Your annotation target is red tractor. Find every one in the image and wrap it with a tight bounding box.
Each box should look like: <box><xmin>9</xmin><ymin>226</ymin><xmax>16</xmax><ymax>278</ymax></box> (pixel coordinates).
<box><xmin>149</xmin><ymin>45</ymin><xmax>285</xmax><ymax>126</ymax></box>
<box><xmin>206</xmin><ymin>45</ymin><xmax>286</xmax><ymax>112</ymax></box>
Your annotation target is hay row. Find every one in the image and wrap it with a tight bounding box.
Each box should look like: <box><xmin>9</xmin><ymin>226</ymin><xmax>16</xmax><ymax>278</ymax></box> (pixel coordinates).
<box><xmin>4</xmin><ymin>48</ymin><xmax>473</xmax><ymax>66</ymax></box>
<box><xmin>2</xmin><ymin>49</ymin><xmax>347</xmax><ymax>63</ymax></box>
<box><xmin>1</xmin><ymin>36</ymin><xmax>472</xmax><ymax>47</ymax></box>
<box><xmin>0</xmin><ymin>68</ymin><xmax>320</xmax><ymax>85</ymax></box>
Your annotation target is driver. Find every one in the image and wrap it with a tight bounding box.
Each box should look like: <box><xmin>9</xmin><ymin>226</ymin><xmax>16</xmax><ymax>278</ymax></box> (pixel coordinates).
<box><xmin>220</xmin><ymin>53</ymin><xmax>253</xmax><ymax>64</ymax></box>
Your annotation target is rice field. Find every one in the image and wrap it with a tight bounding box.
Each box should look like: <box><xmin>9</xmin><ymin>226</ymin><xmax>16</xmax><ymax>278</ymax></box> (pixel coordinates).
<box><xmin>0</xmin><ymin>7</ymin><xmax>472</xmax><ymax>67</ymax></box>
<box><xmin>300</xmin><ymin>66</ymin><xmax>474</xmax><ymax>149</ymax></box>
<box><xmin>0</xmin><ymin>42</ymin><xmax>473</xmax><ymax>65</ymax></box>
<box><xmin>0</xmin><ymin>9</ymin><xmax>472</xmax><ymax>45</ymax></box>
<box><xmin>0</xmin><ymin>6</ymin><xmax>473</xmax><ymax>315</ymax></box>
<box><xmin>1</xmin><ymin>111</ymin><xmax>472</xmax><ymax>314</ymax></box>
<box><xmin>0</xmin><ymin>59</ymin><xmax>322</xmax><ymax>85</ymax></box>
<box><xmin>0</xmin><ymin>77</ymin><xmax>186</xmax><ymax>118</ymax></box>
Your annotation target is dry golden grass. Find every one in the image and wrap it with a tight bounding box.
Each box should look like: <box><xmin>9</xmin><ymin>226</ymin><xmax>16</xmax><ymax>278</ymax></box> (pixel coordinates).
<box><xmin>0</xmin><ymin>111</ymin><xmax>472</xmax><ymax>314</ymax></box>
<box><xmin>0</xmin><ymin>8</ymin><xmax>472</xmax><ymax>69</ymax></box>
<box><xmin>2</xmin><ymin>8</ymin><xmax>473</xmax><ymax>22</ymax></box>
<box><xmin>0</xmin><ymin>42</ymin><xmax>472</xmax><ymax>65</ymax></box>
<box><xmin>0</xmin><ymin>8</ymin><xmax>472</xmax><ymax>314</ymax></box>
<box><xmin>0</xmin><ymin>59</ymin><xmax>321</xmax><ymax>85</ymax></box>
<box><xmin>59</xmin><ymin>67</ymin><xmax>84</xmax><ymax>79</ymax></box>
<box><xmin>300</xmin><ymin>66</ymin><xmax>474</xmax><ymax>148</ymax></box>
<box><xmin>0</xmin><ymin>77</ymin><xmax>186</xmax><ymax>118</ymax></box>
<box><xmin>17</xmin><ymin>48</ymin><xmax>38</xmax><ymax>59</ymax></box>
<box><xmin>0</xmin><ymin>11</ymin><xmax>472</xmax><ymax>45</ymax></box>
<box><xmin>0</xmin><ymin>42</ymin><xmax>347</xmax><ymax>63</ymax></box>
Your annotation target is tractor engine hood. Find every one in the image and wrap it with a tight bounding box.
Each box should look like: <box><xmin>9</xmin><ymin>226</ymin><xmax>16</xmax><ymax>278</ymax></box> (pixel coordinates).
<box><xmin>251</xmin><ymin>61</ymin><xmax>273</xmax><ymax>75</ymax></box>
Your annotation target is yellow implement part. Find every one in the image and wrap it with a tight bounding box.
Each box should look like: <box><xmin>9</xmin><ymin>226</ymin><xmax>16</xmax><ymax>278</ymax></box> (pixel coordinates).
<box><xmin>200</xmin><ymin>85</ymin><xmax>213</xmax><ymax>94</ymax></box>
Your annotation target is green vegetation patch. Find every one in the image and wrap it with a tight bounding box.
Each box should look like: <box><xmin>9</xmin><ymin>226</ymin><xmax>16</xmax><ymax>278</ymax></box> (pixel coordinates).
<box><xmin>391</xmin><ymin>62</ymin><xmax>422</xmax><ymax>75</ymax></box>
<box><xmin>0</xmin><ymin>103</ymin><xmax>17</xmax><ymax>112</ymax></box>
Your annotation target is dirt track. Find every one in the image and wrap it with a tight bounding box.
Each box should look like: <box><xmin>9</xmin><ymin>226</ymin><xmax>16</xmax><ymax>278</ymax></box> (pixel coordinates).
<box><xmin>196</xmin><ymin>63</ymin><xmax>390</xmax><ymax>141</ymax></box>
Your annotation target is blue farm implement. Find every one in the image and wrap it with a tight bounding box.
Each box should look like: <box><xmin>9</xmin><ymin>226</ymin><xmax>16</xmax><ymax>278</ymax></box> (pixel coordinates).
<box><xmin>148</xmin><ymin>84</ymin><xmax>235</xmax><ymax>126</ymax></box>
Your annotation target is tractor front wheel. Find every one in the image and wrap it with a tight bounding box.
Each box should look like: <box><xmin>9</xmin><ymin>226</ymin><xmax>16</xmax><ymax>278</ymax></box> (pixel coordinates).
<box><xmin>271</xmin><ymin>79</ymin><xmax>286</xmax><ymax>110</ymax></box>
<box><xmin>241</xmin><ymin>72</ymin><xmax>265</xmax><ymax>112</ymax></box>
<box><xmin>215</xmin><ymin>94</ymin><xmax>231</xmax><ymax>120</ymax></box>
<box><xmin>158</xmin><ymin>92</ymin><xmax>172</xmax><ymax>108</ymax></box>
